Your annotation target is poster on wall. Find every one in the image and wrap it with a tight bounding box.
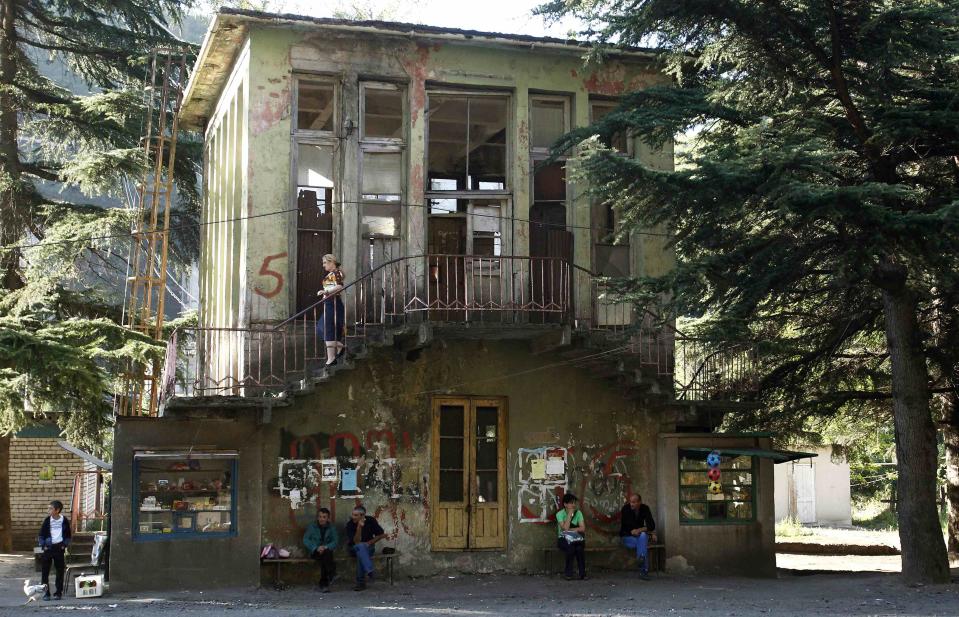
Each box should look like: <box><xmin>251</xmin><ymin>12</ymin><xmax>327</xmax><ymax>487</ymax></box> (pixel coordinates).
<box><xmin>321</xmin><ymin>459</ymin><xmax>338</xmax><ymax>481</ymax></box>
<box><xmin>517</xmin><ymin>446</ymin><xmax>568</xmax><ymax>523</ymax></box>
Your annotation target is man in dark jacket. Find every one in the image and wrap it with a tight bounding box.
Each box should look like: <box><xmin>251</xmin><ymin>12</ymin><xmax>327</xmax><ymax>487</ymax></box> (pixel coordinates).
<box><xmin>303</xmin><ymin>507</ymin><xmax>339</xmax><ymax>591</ymax></box>
<box><xmin>344</xmin><ymin>505</ymin><xmax>385</xmax><ymax>591</ymax></box>
<box><xmin>619</xmin><ymin>493</ymin><xmax>656</xmax><ymax>580</ymax></box>
<box><xmin>38</xmin><ymin>500</ymin><xmax>72</xmax><ymax>600</ymax></box>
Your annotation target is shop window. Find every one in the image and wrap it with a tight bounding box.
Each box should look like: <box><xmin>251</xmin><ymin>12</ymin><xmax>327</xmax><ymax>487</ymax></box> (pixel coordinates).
<box><xmin>297</xmin><ymin>79</ymin><xmax>336</xmax><ymax>133</ymax></box>
<box><xmin>362</xmin><ymin>85</ymin><xmax>404</xmax><ymax>140</ymax></box>
<box><xmin>427</xmin><ymin>94</ymin><xmax>508</xmax><ymax>191</ymax></box>
<box><xmin>361</xmin><ymin>151</ymin><xmax>402</xmax><ymax>238</ymax></box>
<box><xmin>134</xmin><ymin>452</ymin><xmax>237</xmax><ymax>540</ymax></box>
<box><xmin>590</xmin><ymin>99</ymin><xmax>629</xmax><ymax>153</ymax></box>
<box><xmin>678</xmin><ymin>451</ymin><xmax>755</xmax><ymax>524</ymax></box>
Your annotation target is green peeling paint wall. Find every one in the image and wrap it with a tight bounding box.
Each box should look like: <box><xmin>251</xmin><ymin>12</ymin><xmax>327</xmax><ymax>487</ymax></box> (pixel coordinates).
<box><xmin>200</xmin><ymin>24</ymin><xmax>675</xmax><ymax>326</ymax></box>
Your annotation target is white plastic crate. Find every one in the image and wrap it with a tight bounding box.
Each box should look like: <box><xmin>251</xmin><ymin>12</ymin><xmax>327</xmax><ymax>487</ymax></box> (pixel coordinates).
<box><xmin>74</xmin><ymin>574</ymin><xmax>104</xmax><ymax>598</ymax></box>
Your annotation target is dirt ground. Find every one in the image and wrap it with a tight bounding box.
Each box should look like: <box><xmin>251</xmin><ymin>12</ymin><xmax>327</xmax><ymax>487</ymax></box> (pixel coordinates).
<box><xmin>2</xmin><ymin>553</ymin><xmax>958</xmax><ymax>617</ymax></box>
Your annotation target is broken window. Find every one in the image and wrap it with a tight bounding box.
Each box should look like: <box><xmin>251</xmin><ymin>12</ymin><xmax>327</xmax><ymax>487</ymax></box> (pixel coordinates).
<box><xmin>590</xmin><ymin>99</ymin><xmax>629</xmax><ymax>153</ymax></box>
<box><xmin>529</xmin><ymin>97</ymin><xmax>571</xmax><ymax>265</ymax></box>
<box><xmin>471</xmin><ymin>202</ymin><xmax>502</xmax><ymax>257</ymax></box>
<box><xmin>360</xmin><ymin>151</ymin><xmax>402</xmax><ymax>238</ymax></box>
<box><xmin>297</xmin><ymin>79</ymin><xmax>336</xmax><ymax>133</ymax></box>
<box><xmin>362</xmin><ymin>84</ymin><xmax>404</xmax><ymax>140</ymax></box>
<box><xmin>427</xmin><ymin>93</ymin><xmax>508</xmax><ymax>191</ymax></box>
<box><xmin>295</xmin><ymin>144</ymin><xmax>335</xmax><ymax>311</ymax></box>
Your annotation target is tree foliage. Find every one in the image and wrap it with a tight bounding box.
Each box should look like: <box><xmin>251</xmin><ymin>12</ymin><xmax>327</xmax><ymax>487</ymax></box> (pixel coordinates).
<box><xmin>0</xmin><ymin>0</ymin><xmax>199</xmax><ymax>454</ymax></box>
<box><xmin>539</xmin><ymin>0</ymin><xmax>959</xmax><ymax>582</ymax></box>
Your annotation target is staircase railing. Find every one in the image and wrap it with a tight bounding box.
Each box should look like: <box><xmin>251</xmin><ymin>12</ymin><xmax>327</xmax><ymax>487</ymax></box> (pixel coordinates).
<box><xmin>160</xmin><ymin>255</ymin><xmax>756</xmax><ymax>402</ymax></box>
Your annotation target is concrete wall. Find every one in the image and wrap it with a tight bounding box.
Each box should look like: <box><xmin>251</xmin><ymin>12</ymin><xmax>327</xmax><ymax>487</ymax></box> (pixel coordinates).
<box><xmin>9</xmin><ymin>437</ymin><xmax>85</xmax><ymax>550</ymax></box>
<box><xmin>774</xmin><ymin>446</ymin><xmax>851</xmax><ymax>526</ymax></box>
<box><xmin>201</xmin><ymin>24</ymin><xmax>673</xmax><ymax>324</ymax></box>
<box><xmin>109</xmin><ymin>417</ymin><xmax>264</xmax><ymax>592</ymax></box>
<box><xmin>656</xmin><ymin>434</ymin><xmax>776</xmax><ymax>577</ymax></box>
<box><xmin>259</xmin><ymin>339</ymin><xmax>665</xmax><ymax>578</ymax></box>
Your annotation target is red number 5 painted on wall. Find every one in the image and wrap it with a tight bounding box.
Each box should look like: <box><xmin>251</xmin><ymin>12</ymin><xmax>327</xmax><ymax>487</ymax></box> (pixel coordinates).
<box><xmin>254</xmin><ymin>252</ymin><xmax>288</xmax><ymax>298</ymax></box>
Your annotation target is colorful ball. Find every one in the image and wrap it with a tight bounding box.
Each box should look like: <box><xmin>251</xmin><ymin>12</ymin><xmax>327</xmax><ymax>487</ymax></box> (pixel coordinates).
<box><xmin>706</xmin><ymin>451</ymin><xmax>722</xmax><ymax>468</ymax></box>
<box><xmin>708</xmin><ymin>481</ymin><xmax>723</xmax><ymax>495</ymax></box>
<box><xmin>707</xmin><ymin>467</ymin><xmax>721</xmax><ymax>482</ymax></box>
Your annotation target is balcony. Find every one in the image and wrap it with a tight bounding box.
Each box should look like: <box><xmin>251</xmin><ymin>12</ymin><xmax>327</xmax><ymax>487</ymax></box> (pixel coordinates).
<box><xmin>157</xmin><ymin>255</ymin><xmax>756</xmax><ymax>407</ymax></box>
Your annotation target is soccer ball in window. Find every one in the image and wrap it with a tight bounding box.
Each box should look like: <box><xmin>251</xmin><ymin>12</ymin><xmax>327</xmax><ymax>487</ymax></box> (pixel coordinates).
<box><xmin>707</xmin><ymin>467</ymin><xmax>721</xmax><ymax>482</ymax></box>
<box><xmin>706</xmin><ymin>451</ymin><xmax>722</xmax><ymax>468</ymax></box>
<box><xmin>708</xmin><ymin>481</ymin><xmax>723</xmax><ymax>495</ymax></box>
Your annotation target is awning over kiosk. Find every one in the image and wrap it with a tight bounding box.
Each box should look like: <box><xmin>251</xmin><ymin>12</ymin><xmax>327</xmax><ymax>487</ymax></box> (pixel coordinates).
<box><xmin>680</xmin><ymin>447</ymin><xmax>818</xmax><ymax>464</ymax></box>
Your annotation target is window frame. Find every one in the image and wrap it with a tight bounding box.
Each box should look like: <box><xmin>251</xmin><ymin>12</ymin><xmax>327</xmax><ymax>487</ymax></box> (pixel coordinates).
<box><xmin>293</xmin><ymin>76</ymin><xmax>339</xmax><ymax>137</ymax></box>
<box><xmin>588</xmin><ymin>97</ymin><xmax>634</xmax><ymax>156</ymax></box>
<box><xmin>677</xmin><ymin>450</ymin><xmax>757</xmax><ymax>525</ymax></box>
<box><xmin>132</xmin><ymin>451</ymin><xmax>239</xmax><ymax>542</ymax></box>
<box><xmin>359</xmin><ymin>81</ymin><xmax>406</xmax><ymax>146</ymax></box>
<box><xmin>359</xmin><ymin>144</ymin><xmax>405</xmax><ymax>240</ymax></box>
<box><xmin>424</xmin><ymin>89</ymin><xmax>512</xmax><ymax>199</ymax></box>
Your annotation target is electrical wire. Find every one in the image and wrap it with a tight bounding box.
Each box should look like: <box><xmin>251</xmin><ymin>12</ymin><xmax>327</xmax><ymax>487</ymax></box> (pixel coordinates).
<box><xmin>3</xmin><ymin>198</ymin><xmax>673</xmax><ymax>255</ymax></box>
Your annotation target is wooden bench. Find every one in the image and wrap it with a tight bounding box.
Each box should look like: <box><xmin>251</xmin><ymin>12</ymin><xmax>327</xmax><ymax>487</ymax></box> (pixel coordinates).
<box><xmin>263</xmin><ymin>551</ymin><xmax>398</xmax><ymax>589</ymax></box>
<box><xmin>543</xmin><ymin>543</ymin><xmax>665</xmax><ymax>575</ymax></box>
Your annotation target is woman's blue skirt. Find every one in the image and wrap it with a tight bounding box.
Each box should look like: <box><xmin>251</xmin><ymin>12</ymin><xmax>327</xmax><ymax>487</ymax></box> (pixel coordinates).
<box><xmin>318</xmin><ymin>297</ymin><xmax>345</xmax><ymax>343</ymax></box>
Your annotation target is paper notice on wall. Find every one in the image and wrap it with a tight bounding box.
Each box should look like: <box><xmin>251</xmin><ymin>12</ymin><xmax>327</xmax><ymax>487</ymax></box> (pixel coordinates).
<box><xmin>341</xmin><ymin>468</ymin><xmax>358</xmax><ymax>491</ymax></box>
<box><xmin>545</xmin><ymin>457</ymin><xmax>565</xmax><ymax>476</ymax></box>
<box><xmin>530</xmin><ymin>458</ymin><xmax>546</xmax><ymax>480</ymax></box>
<box><xmin>321</xmin><ymin>459</ymin><xmax>338</xmax><ymax>481</ymax></box>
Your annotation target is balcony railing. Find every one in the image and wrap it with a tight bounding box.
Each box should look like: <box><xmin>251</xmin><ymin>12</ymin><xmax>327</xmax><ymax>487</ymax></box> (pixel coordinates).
<box><xmin>158</xmin><ymin>255</ymin><xmax>755</xmax><ymax>403</ymax></box>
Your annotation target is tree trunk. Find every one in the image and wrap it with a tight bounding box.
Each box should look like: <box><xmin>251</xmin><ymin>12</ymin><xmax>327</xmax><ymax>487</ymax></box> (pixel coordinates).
<box><xmin>0</xmin><ymin>0</ymin><xmax>24</xmax><ymax>291</ymax></box>
<box><xmin>880</xmin><ymin>261</ymin><xmax>950</xmax><ymax>583</ymax></box>
<box><xmin>945</xmin><ymin>391</ymin><xmax>959</xmax><ymax>563</ymax></box>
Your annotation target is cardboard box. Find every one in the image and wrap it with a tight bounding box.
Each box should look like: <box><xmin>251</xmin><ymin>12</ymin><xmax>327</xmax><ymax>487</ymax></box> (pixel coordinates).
<box><xmin>75</xmin><ymin>574</ymin><xmax>104</xmax><ymax>598</ymax></box>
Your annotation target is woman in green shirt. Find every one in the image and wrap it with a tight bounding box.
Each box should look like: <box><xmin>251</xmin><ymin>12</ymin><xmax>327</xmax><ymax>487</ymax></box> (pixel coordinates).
<box><xmin>556</xmin><ymin>493</ymin><xmax>587</xmax><ymax>580</ymax></box>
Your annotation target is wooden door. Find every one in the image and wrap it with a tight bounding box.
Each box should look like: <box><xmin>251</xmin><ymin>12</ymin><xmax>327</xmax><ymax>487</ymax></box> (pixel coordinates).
<box><xmin>296</xmin><ymin>188</ymin><xmax>333</xmax><ymax>313</ymax></box>
<box><xmin>430</xmin><ymin>396</ymin><xmax>508</xmax><ymax>551</ymax></box>
<box><xmin>427</xmin><ymin>217</ymin><xmax>466</xmax><ymax>319</ymax></box>
<box><xmin>530</xmin><ymin>203</ymin><xmax>572</xmax><ymax>322</ymax></box>
<box><xmin>431</xmin><ymin>398</ymin><xmax>469</xmax><ymax>550</ymax></box>
<box><xmin>469</xmin><ymin>399</ymin><xmax>507</xmax><ymax>549</ymax></box>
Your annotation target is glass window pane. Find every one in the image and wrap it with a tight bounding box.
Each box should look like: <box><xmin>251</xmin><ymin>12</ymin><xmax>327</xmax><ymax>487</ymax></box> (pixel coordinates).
<box><xmin>361</xmin><ymin>202</ymin><xmax>401</xmax><ymax>238</ymax></box>
<box><xmin>439</xmin><ymin>437</ymin><xmax>464</xmax><ymax>469</ymax></box>
<box><xmin>707</xmin><ymin>501</ymin><xmax>729</xmax><ymax>519</ymax></box>
<box><xmin>680</xmin><ymin>471</ymin><xmax>708</xmax><ymax>486</ymax></box>
<box><xmin>439</xmin><ymin>470</ymin><xmax>464</xmax><ymax>502</ymax></box>
<box><xmin>298</xmin><ymin>144</ymin><xmax>334</xmax><ymax>190</ymax></box>
<box><xmin>681</xmin><ymin>502</ymin><xmax>705</xmax><ymax>520</ymax></box>
<box><xmin>475</xmin><ymin>405</ymin><xmax>498</xmax><ymax>469</ymax></box>
<box><xmin>533</xmin><ymin>162</ymin><xmax>565</xmax><ymax>203</ymax></box>
<box><xmin>439</xmin><ymin>405</ymin><xmax>465</xmax><ymax>436</ymax></box>
<box><xmin>362</xmin><ymin>151</ymin><xmax>402</xmax><ymax>196</ymax></box>
<box><xmin>196</xmin><ymin>511</ymin><xmax>232</xmax><ymax>533</ymax></box>
<box><xmin>364</xmin><ymin>87</ymin><xmax>403</xmax><ymax>139</ymax></box>
<box><xmin>590</xmin><ymin>100</ymin><xmax>628</xmax><ymax>152</ymax></box>
<box><xmin>428</xmin><ymin>95</ymin><xmax>468</xmax><ymax>188</ymax></box>
<box><xmin>724</xmin><ymin>471</ymin><xmax>753</xmax><ymax>486</ymax></box>
<box><xmin>680</xmin><ymin>486</ymin><xmax>707</xmax><ymax>501</ymax></box>
<box><xmin>298</xmin><ymin>81</ymin><xmax>335</xmax><ymax>132</ymax></box>
<box><xmin>595</xmin><ymin>244</ymin><xmax>629</xmax><ymax>278</ymax></box>
<box><xmin>728</xmin><ymin>501</ymin><xmax>753</xmax><ymax>520</ymax></box>
<box><xmin>721</xmin><ymin>456</ymin><xmax>753</xmax><ymax>470</ymax></box>
<box><xmin>476</xmin><ymin>471</ymin><xmax>498</xmax><ymax>503</ymax></box>
<box><xmin>468</xmin><ymin>97</ymin><xmax>507</xmax><ymax>189</ymax></box>
<box><xmin>679</xmin><ymin>456</ymin><xmax>708</xmax><ymax>471</ymax></box>
<box><xmin>531</xmin><ymin>99</ymin><xmax>566</xmax><ymax>149</ymax></box>
<box><xmin>136</xmin><ymin>455</ymin><xmax>235</xmax><ymax>538</ymax></box>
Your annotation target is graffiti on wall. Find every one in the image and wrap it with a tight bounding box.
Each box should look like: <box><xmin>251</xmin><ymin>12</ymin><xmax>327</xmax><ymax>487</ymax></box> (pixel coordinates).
<box><xmin>275</xmin><ymin>427</ymin><xmax>422</xmax><ymax>509</ymax></box>
<box><xmin>517</xmin><ymin>440</ymin><xmax>641</xmax><ymax>535</ymax></box>
<box><xmin>517</xmin><ymin>446</ymin><xmax>567</xmax><ymax>523</ymax></box>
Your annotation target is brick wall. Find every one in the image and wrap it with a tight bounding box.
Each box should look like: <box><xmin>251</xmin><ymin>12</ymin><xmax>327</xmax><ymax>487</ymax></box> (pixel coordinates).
<box><xmin>9</xmin><ymin>438</ymin><xmax>85</xmax><ymax>549</ymax></box>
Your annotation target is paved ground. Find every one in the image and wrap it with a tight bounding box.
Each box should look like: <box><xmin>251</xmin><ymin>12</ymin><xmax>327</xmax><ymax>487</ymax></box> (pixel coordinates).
<box><xmin>2</xmin><ymin>553</ymin><xmax>958</xmax><ymax>617</ymax></box>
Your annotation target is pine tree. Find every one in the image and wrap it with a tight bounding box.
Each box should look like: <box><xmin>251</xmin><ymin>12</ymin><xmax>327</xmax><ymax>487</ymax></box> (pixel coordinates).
<box><xmin>0</xmin><ymin>0</ymin><xmax>199</xmax><ymax>549</ymax></box>
<box><xmin>539</xmin><ymin>0</ymin><xmax>959</xmax><ymax>582</ymax></box>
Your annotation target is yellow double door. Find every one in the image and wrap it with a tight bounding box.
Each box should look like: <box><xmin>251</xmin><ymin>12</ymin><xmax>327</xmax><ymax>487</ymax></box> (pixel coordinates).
<box><xmin>430</xmin><ymin>397</ymin><xmax>507</xmax><ymax>551</ymax></box>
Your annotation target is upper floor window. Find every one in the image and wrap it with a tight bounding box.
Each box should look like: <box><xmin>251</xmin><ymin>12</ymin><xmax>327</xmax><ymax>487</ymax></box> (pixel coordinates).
<box><xmin>589</xmin><ymin>99</ymin><xmax>630</xmax><ymax>154</ymax></box>
<box><xmin>362</xmin><ymin>83</ymin><xmax>404</xmax><ymax>141</ymax></box>
<box><xmin>427</xmin><ymin>93</ymin><xmax>508</xmax><ymax>192</ymax></box>
<box><xmin>296</xmin><ymin>78</ymin><xmax>337</xmax><ymax>134</ymax></box>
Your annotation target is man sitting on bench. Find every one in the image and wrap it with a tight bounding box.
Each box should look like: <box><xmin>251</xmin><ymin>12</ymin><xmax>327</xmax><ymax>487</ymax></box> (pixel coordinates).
<box><xmin>344</xmin><ymin>505</ymin><xmax>385</xmax><ymax>591</ymax></box>
<box><xmin>303</xmin><ymin>507</ymin><xmax>338</xmax><ymax>592</ymax></box>
<box><xmin>619</xmin><ymin>493</ymin><xmax>656</xmax><ymax>581</ymax></box>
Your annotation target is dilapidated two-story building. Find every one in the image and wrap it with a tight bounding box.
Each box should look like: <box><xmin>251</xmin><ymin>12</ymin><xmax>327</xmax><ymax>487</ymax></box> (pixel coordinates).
<box><xmin>109</xmin><ymin>8</ymin><xmax>810</xmax><ymax>592</ymax></box>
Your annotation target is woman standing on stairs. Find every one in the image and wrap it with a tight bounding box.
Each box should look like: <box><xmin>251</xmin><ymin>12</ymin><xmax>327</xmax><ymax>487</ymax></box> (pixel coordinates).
<box><xmin>317</xmin><ymin>254</ymin><xmax>346</xmax><ymax>366</ymax></box>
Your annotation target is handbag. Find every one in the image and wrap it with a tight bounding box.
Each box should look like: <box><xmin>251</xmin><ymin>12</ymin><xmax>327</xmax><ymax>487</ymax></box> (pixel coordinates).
<box><xmin>561</xmin><ymin>530</ymin><xmax>584</xmax><ymax>543</ymax></box>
